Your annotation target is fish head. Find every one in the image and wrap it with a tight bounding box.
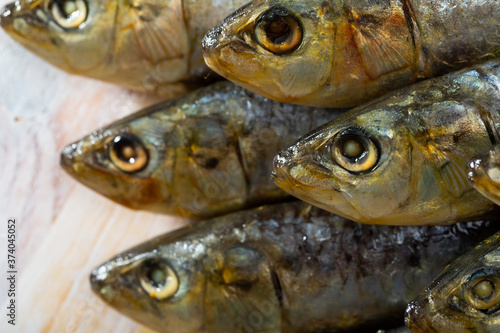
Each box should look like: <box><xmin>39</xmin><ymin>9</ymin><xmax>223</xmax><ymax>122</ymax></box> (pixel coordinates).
<box><xmin>60</xmin><ymin>111</ymin><xmax>169</xmax><ymax>213</ymax></box>
<box><xmin>273</xmin><ymin>102</ymin><xmax>415</xmax><ymax>225</ymax></box>
<box><xmin>405</xmin><ymin>233</ymin><xmax>500</xmax><ymax>332</ymax></box>
<box><xmin>90</xmin><ymin>222</ymin><xmax>282</xmax><ymax>332</ymax></box>
<box><xmin>0</xmin><ymin>0</ymin><xmax>117</xmax><ymax>73</ymax></box>
<box><xmin>202</xmin><ymin>0</ymin><xmax>335</xmax><ymax>106</ymax></box>
<box><xmin>273</xmin><ymin>87</ymin><xmax>497</xmax><ymax>225</ymax></box>
<box><xmin>469</xmin><ymin>144</ymin><xmax>500</xmax><ymax>206</ymax></box>
<box><xmin>60</xmin><ymin>103</ymin><xmax>249</xmax><ymax>218</ymax></box>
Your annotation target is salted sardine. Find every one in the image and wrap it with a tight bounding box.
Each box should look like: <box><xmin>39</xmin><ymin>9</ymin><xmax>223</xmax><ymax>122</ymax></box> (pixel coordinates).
<box><xmin>60</xmin><ymin>81</ymin><xmax>341</xmax><ymax>218</ymax></box>
<box><xmin>273</xmin><ymin>60</ymin><xmax>500</xmax><ymax>225</ymax></box>
<box><xmin>90</xmin><ymin>201</ymin><xmax>496</xmax><ymax>332</ymax></box>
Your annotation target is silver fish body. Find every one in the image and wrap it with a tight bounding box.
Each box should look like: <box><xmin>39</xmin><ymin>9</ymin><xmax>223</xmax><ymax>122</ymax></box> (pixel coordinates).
<box><xmin>90</xmin><ymin>201</ymin><xmax>497</xmax><ymax>333</ymax></box>
<box><xmin>406</xmin><ymin>231</ymin><xmax>500</xmax><ymax>333</ymax></box>
<box><xmin>202</xmin><ymin>0</ymin><xmax>500</xmax><ymax>107</ymax></box>
<box><xmin>469</xmin><ymin>144</ymin><xmax>500</xmax><ymax>206</ymax></box>
<box><xmin>60</xmin><ymin>81</ymin><xmax>342</xmax><ymax>218</ymax></box>
<box><xmin>273</xmin><ymin>59</ymin><xmax>500</xmax><ymax>226</ymax></box>
<box><xmin>0</xmin><ymin>0</ymin><xmax>248</xmax><ymax>97</ymax></box>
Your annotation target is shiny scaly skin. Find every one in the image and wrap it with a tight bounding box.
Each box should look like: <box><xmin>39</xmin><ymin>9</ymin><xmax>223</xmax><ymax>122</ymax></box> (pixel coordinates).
<box><xmin>0</xmin><ymin>0</ymin><xmax>248</xmax><ymax>97</ymax></box>
<box><xmin>273</xmin><ymin>60</ymin><xmax>500</xmax><ymax>226</ymax></box>
<box><xmin>60</xmin><ymin>81</ymin><xmax>342</xmax><ymax>219</ymax></box>
<box><xmin>90</xmin><ymin>201</ymin><xmax>497</xmax><ymax>333</ymax></box>
<box><xmin>406</xmin><ymin>232</ymin><xmax>500</xmax><ymax>333</ymax></box>
<box><xmin>469</xmin><ymin>144</ymin><xmax>500</xmax><ymax>206</ymax></box>
<box><xmin>202</xmin><ymin>0</ymin><xmax>500</xmax><ymax>107</ymax></box>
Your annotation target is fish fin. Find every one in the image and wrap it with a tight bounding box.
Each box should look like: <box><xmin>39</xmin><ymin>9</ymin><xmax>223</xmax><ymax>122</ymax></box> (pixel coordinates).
<box><xmin>128</xmin><ymin>2</ymin><xmax>188</xmax><ymax>64</ymax></box>
<box><xmin>426</xmin><ymin>142</ymin><xmax>471</xmax><ymax>197</ymax></box>
<box><xmin>350</xmin><ymin>10</ymin><xmax>415</xmax><ymax>79</ymax></box>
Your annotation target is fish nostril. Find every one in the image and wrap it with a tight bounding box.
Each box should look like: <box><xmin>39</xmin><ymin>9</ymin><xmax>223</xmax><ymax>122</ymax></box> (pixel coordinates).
<box><xmin>0</xmin><ymin>3</ymin><xmax>16</xmax><ymax>27</ymax></box>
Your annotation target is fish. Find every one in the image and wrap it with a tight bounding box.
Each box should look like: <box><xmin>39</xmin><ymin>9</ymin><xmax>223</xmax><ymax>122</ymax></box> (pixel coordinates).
<box><xmin>469</xmin><ymin>144</ymin><xmax>500</xmax><ymax>206</ymax></box>
<box><xmin>60</xmin><ymin>81</ymin><xmax>342</xmax><ymax>219</ymax></box>
<box><xmin>272</xmin><ymin>59</ymin><xmax>500</xmax><ymax>226</ymax></box>
<box><xmin>405</xmin><ymin>231</ymin><xmax>500</xmax><ymax>333</ymax></box>
<box><xmin>0</xmin><ymin>0</ymin><xmax>248</xmax><ymax>97</ymax></box>
<box><xmin>89</xmin><ymin>201</ymin><xmax>497</xmax><ymax>333</ymax></box>
<box><xmin>202</xmin><ymin>0</ymin><xmax>500</xmax><ymax>108</ymax></box>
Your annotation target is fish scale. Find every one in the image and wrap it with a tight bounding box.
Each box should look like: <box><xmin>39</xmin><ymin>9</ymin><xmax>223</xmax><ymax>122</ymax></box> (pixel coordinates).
<box><xmin>0</xmin><ymin>0</ymin><xmax>249</xmax><ymax>97</ymax></box>
<box><xmin>60</xmin><ymin>81</ymin><xmax>344</xmax><ymax>219</ymax></box>
<box><xmin>273</xmin><ymin>59</ymin><xmax>500</xmax><ymax>225</ymax></box>
<box><xmin>202</xmin><ymin>0</ymin><xmax>500</xmax><ymax>107</ymax></box>
<box><xmin>90</xmin><ymin>201</ymin><xmax>499</xmax><ymax>333</ymax></box>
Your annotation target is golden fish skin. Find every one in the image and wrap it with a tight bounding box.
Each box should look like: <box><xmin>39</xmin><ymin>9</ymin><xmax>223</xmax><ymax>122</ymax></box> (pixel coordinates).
<box><xmin>60</xmin><ymin>81</ymin><xmax>342</xmax><ymax>219</ymax></box>
<box><xmin>0</xmin><ymin>0</ymin><xmax>248</xmax><ymax>97</ymax></box>
<box><xmin>469</xmin><ymin>144</ymin><xmax>500</xmax><ymax>206</ymax></box>
<box><xmin>90</xmin><ymin>201</ymin><xmax>496</xmax><ymax>333</ymax></box>
<box><xmin>202</xmin><ymin>0</ymin><xmax>500</xmax><ymax>107</ymax></box>
<box><xmin>405</xmin><ymin>231</ymin><xmax>500</xmax><ymax>333</ymax></box>
<box><xmin>273</xmin><ymin>59</ymin><xmax>500</xmax><ymax>226</ymax></box>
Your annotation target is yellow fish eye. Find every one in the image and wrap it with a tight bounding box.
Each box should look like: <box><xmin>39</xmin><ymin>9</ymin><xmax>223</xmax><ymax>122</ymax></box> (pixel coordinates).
<box><xmin>331</xmin><ymin>130</ymin><xmax>379</xmax><ymax>173</ymax></box>
<box><xmin>139</xmin><ymin>259</ymin><xmax>179</xmax><ymax>300</ymax></box>
<box><xmin>50</xmin><ymin>0</ymin><xmax>88</xmax><ymax>29</ymax></box>
<box><xmin>109</xmin><ymin>134</ymin><xmax>149</xmax><ymax>173</ymax></box>
<box><xmin>464</xmin><ymin>275</ymin><xmax>500</xmax><ymax>312</ymax></box>
<box><xmin>254</xmin><ymin>7</ymin><xmax>302</xmax><ymax>54</ymax></box>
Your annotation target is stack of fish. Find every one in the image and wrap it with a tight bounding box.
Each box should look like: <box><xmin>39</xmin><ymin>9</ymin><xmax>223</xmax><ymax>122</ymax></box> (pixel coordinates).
<box><xmin>2</xmin><ymin>0</ymin><xmax>500</xmax><ymax>331</ymax></box>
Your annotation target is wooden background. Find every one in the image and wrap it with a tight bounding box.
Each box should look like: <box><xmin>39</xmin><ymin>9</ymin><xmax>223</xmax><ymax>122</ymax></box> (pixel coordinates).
<box><xmin>0</xmin><ymin>1</ymin><xmax>187</xmax><ymax>331</ymax></box>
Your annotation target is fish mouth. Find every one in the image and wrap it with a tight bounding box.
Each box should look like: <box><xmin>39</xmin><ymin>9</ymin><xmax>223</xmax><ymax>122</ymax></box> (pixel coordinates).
<box><xmin>404</xmin><ymin>298</ymin><xmax>438</xmax><ymax>333</ymax></box>
<box><xmin>202</xmin><ymin>1</ymin><xmax>262</xmax><ymax>74</ymax></box>
<box><xmin>0</xmin><ymin>2</ymin><xmax>48</xmax><ymax>30</ymax></box>
<box><xmin>0</xmin><ymin>3</ymin><xmax>15</xmax><ymax>27</ymax></box>
<box><xmin>59</xmin><ymin>139</ymin><xmax>89</xmax><ymax>177</ymax></box>
<box><xmin>272</xmin><ymin>146</ymin><xmax>303</xmax><ymax>193</ymax></box>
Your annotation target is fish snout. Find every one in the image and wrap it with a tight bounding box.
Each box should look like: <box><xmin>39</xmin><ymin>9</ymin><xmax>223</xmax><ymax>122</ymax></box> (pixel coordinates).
<box><xmin>0</xmin><ymin>3</ymin><xmax>16</xmax><ymax>27</ymax></box>
<box><xmin>201</xmin><ymin>24</ymin><xmax>225</xmax><ymax>54</ymax></box>
<box><xmin>89</xmin><ymin>264</ymin><xmax>119</xmax><ymax>303</ymax></box>
<box><xmin>60</xmin><ymin>143</ymin><xmax>79</xmax><ymax>171</ymax></box>
<box><xmin>272</xmin><ymin>148</ymin><xmax>296</xmax><ymax>189</ymax></box>
<box><xmin>273</xmin><ymin>147</ymin><xmax>295</xmax><ymax>170</ymax></box>
<box><xmin>405</xmin><ymin>297</ymin><xmax>436</xmax><ymax>332</ymax></box>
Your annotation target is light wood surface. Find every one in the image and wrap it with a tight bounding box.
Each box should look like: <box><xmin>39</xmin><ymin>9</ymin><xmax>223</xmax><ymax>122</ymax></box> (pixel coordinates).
<box><xmin>0</xmin><ymin>4</ymin><xmax>187</xmax><ymax>331</ymax></box>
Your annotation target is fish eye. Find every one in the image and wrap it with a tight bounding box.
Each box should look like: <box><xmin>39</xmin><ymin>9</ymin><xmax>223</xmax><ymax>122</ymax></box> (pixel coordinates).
<box><xmin>254</xmin><ymin>7</ymin><xmax>302</xmax><ymax>54</ymax></box>
<box><xmin>50</xmin><ymin>0</ymin><xmax>88</xmax><ymax>29</ymax></box>
<box><xmin>463</xmin><ymin>275</ymin><xmax>500</xmax><ymax>312</ymax></box>
<box><xmin>139</xmin><ymin>259</ymin><xmax>179</xmax><ymax>300</ymax></box>
<box><xmin>109</xmin><ymin>134</ymin><xmax>149</xmax><ymax>173</ymax></box>
<box><xmin>331</xmin><ymin>129</ymin><xmax>379</xmax><ymax>173</ymax></box>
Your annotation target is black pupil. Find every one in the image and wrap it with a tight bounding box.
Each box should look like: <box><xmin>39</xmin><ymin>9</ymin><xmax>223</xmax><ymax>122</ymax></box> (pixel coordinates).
<box><xmin>143</xmin><ymin>260</ymin><xmax>165</xmax><ymax>288</ymax></box>
<box><xmin>113</xmin><ymin>136</ymin><xmax>137</xmax><ymax>163</ymax></box>
<box><xmin>266</xmin><ymin>17</ymin><xmax>291</xmax><ymax>44</ymax></box>
<box><xmin>53</xmin><ymin>0</ymin><xmax>73</xmax><ymax>17</ymax></box>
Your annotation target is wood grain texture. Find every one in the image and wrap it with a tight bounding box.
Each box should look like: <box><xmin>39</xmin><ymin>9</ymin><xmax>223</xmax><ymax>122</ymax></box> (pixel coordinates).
<box><xmin>0</xmin><ymin>2</ymin><xmax>186</xmax><ymax>331</ymax></box>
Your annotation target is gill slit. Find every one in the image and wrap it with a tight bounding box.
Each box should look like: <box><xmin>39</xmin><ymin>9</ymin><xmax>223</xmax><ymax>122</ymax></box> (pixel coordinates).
<box><xmin>400</xmin><ymin>0</ymin><xmax>424</xmax><ymax>77</ymax></box>
<box><xmin>180</xmin><ymin>0</ymin><xmax>192</xmax><ymax>75</ymax></box>
<box><xmin>477</xmin><ymin>103</ymin><xmax>500</xmax><ymax>145</ymax></box>
<box><xmin>105</xmin><ymin>2</ymin><xmax>120</xmax><ymax>65</ymax></box>
<box><xmin>235</xmin><ymin>134</ymin><xmax>252</xmax><ymax>197</ymax></box>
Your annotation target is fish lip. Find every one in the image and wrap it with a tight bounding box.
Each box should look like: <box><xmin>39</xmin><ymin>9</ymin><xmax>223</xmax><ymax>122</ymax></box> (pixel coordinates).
<box><xmin>60</xmin><ymin>147</ymin><xmax>76</xmax><ymax>170</ymax></box>
<box><xmin>89</xmin><ymin>265</ymin><xmax>108</xmax><ymax>294</ymax></box>
<box><xmin>202</xmin><ymin>1</ymin><xmax>260</xmax><ymax>61</ymax></box>
<box><xmin>405</xmin><ymin>297</ymin><xmax>440</xmax><ymax>333</ymax></box>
